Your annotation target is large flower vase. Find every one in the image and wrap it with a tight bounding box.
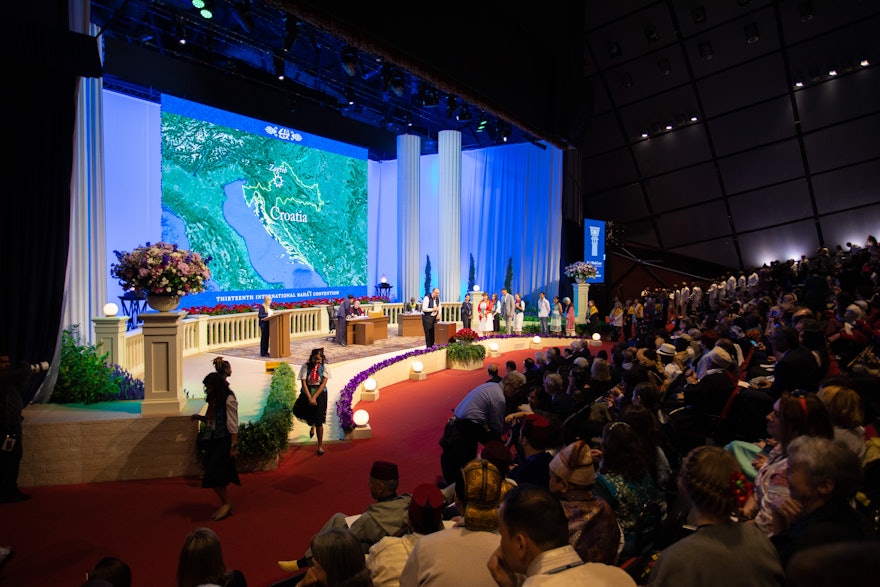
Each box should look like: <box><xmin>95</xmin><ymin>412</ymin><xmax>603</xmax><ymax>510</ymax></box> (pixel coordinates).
<box><xmin>146</xmin><ymin>293</ymin><xmax>181</xmax><ymax>312</ymax></box>
<box><xmin>574</xmin><ymin>277</ymin><xmax>586</xmax><ymax>284</ymax></box>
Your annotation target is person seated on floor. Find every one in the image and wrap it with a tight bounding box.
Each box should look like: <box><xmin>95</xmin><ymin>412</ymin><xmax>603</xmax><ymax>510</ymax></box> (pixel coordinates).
<box><xmin>647</xmin><ymin>446</ymin><xmax>785</xmax><ymax>587</ymax></box>
<box><xmin>299</xmin><ymin>527</ymin><xmax>373</xmax><ymax>587</ymax></box>
<box><xmin>486</xmin><ymin>484</ymin><xmax>636</xmax><ymax>587</ymax></box>
<box><xmin>400</xmin><ymin>459</ymin><xmax>507</xmax><ymax>587</ymax></box>
<box><xmin>367</xmin><ymin>483</ymin><xmax>446</xmax><ymax>587</ymax></box>
<box><xmin>548</xmin><ymin>440</ymin><xmax>621</xmax><ymax>565</ymax></box>
<box><xmin>177</xmin><ymin>527</ymin><xmax>246</xmax><ymax>587</ymax></box>
<box><xmin>507</xmin><ymin>413</ymin><xmax>555</xmax><ymax>488</ymax></box>
<box><xmin>278</xmin><ymin>460</ymin><xmax>411</xmax><ymax>573</ymax></box>
<box><xmin>769</xmin><ymin>435</ymin><xmax>873</xmax><ymax>568</ymax></box>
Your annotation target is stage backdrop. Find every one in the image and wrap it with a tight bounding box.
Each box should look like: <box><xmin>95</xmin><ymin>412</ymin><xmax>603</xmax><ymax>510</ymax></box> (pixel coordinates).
<box><xmin>103</xmin><ymin>90</ymin><xmax>563</xmax><ymax>311</ymax></box>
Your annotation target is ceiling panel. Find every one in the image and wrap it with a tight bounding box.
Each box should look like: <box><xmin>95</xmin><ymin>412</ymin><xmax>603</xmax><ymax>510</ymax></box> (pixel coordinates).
<box><xmin>584</xmin><ymin>183</ymin><xmax>648</xmax><ymax>223</ymax></box>
<box><xmin>708</xmin><ymin>96</ymin><xmax>796</xmax><ymax>156</ymax></box>
<box><xmin>644</xmin><ymin>163</ymin><xmax>723</xmax><ymax>213</ymax></box>
<box><xmin>728</xmin><ymin>179</ymin><xmax>812</xmax><ymax>232</ymax></box>
<box><xmin>685</xmin><ymin>5</ymin><xmax>779</xmax><ymax>79</ymax></box>
<box><xmin>718</xmin><ymin>139</ymin><xmax>805</xmax><ymax>194</ymax></box>
<box><xmin>696</xmin><ymin>53</ymin><xmax>788</xmax><ymax>118</ymax></box>
<box><xmin>796</xmin><ymin>67</ymin><xmax>880</xmax><ymax>131</ymax></box>
<box><xmin>581</xmin><ymin>112</ymin><xmax>627</xmax><ymax>157</ymax></box>
<box><xmin>618</xmin><ymin>85</ymin><xmax>701</xmax><ymax>141</ymax></box>
<box><xmin>656</xmin><ymin>200</ymin><xmax>729</xmax><ymax>248</ymax></box>
<box><xmin>604</xmin><ymin>48</ymin><xmax>691</xmax><ymax>107</ymax></box>
<box><xmin>670</xmin><ymin>235</ymin><xmax>741</xmax><ymax>269</ymax></box>
<box><xmin>812</xmin><ymin>160</ymin><xmax>880</xmax><ymax>215</ymax></box>
<box><xmin>587</xmin><ymin>1</ymin><xmax>675</xmax><ymax>71</ymax></box>
<box><xmin>737</xmin><ymin>219</ymin><xmax>821</xmax><ymax>269</ymax></box>
<box><xmin>818</xmin><ymin>204</ymin><xmax>880</xmax><ymax>253</ymax></box>
<box><xmin>803</xmin><ymin>113</ymin><xmax>880</xmax><ymax>173</ymax></box>
<box><xmin>632</xmin><ymin>123</ymin><xmax>711</xmax><ymax>177</ymax></box>
<box><xmin>621</xmin><ymin>218</ymin><xmax>660</xmax><ymax>249</ymax></box>
<box><xmin>583</xmin><ymin>149</ymin><xmax>639</xmax><ymax>193</ymax></box>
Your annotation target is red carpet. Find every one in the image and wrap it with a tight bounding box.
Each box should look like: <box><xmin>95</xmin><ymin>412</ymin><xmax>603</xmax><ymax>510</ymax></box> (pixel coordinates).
<box><xmin>2</xmin><ymin>345</ymin><xmax>611</xmax><ymax>586</ymax></box>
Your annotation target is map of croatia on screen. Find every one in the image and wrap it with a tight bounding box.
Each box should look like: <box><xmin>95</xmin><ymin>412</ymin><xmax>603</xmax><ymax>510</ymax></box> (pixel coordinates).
<box><xmin>159</xmin><ymin>96</ymin><xmax>368</xmax><ymax>306</ymax></box>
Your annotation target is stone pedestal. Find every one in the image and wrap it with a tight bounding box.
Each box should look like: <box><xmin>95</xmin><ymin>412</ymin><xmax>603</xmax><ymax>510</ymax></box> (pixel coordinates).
<box><xmin>574</xmin><ymin>283</ymin><xmax>590</xmax><ymax>325</ymax></box>
<box><xmin>141</xmin><ymin>311</ymin><xmax>186</xmax><ymax>416</ymax></box>
<box><xmin>92</xmin><ymin>316</ymin><xmax>129</xmax><ymax>367</ymax></box>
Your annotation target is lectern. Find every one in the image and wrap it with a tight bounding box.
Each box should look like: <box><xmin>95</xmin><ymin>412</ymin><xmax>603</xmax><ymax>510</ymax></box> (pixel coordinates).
<box><xmin>268</xmin><ymin>312</ymin><xmax>291</xmax><ymax>358</ymax></box>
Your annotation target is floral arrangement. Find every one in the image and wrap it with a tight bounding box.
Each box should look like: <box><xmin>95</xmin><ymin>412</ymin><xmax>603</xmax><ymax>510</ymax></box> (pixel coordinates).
<box><xmin>729</xmin><ymin>471</ymin><xmax>754</xmax><ymax>509</ymax></box>
<box><xmin>563</xmin><ymin>261</ymin><xmax>597</xmax><ymax>281</ymax></box>
<box><xmin>111</xmin><ymin>242</ymin><xmax>211</xmax><ymax>296</ymax></box>
<box><xmin>454</xmin><ymin>328</ymin><xmax>479</xmax><ymax>343</ymax></box>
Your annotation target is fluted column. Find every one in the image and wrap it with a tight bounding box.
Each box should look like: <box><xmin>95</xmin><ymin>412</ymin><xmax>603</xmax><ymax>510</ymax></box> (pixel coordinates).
<box><xmin>397</xmin><ymin>134</ymin><xmax>421</xmax><ymax>301</ymax></box>
<box><xmin>438</xmin><ymin>130</ymin><xmax>462</xmax><ymax>301</ymax></box>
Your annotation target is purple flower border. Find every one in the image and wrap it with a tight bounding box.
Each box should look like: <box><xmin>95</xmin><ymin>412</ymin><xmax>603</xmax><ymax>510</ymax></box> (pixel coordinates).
<box><xmin>335</xmin><ymin>333</ymin><xmax>576</xmax><ymax>431</ymax></box>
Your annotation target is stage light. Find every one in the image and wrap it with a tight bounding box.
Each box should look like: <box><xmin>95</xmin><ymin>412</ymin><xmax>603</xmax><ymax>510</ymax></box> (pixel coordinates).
<box><xmin>341</xmin><ymin>46</ymin><xmax>359</xmax><ymax>77</ymax></box>
<box><xmin>103</xmin><ymin>303</ymin><xmax>119</xmax><ymax>317</ymax></box>
<box><xmin>794</xmin><ymin>81</ymin><xmax>804</xmax><ymax>88</ymax></box>
<box><xmin>860</xmin><ymin>59</ymin><xmax>870</xmax><ymax>67</ymax></box>
<box><xmin>532</xmin><ymin>336</ymin><xmax>541</xmax><ymax>344</ymax></box>
<box><xmin>353</xmin><ymin>409</ymin><xmax>370</xmax><ymax>427</ymax></box>
<box><xmin>274</xmin><ymin>56</ymin><xmax>285</xmax><ymax>81</ymax></box>
<box><xmin>363</xmin><ymin>377</ymin><xmax>377</xmax><ymax>391</ymax></box>
<box><xmin>380</xmin><ymin>276</ymin><xmax>388</xmax><ymax>283</ymax></box>
<box><xmin>194</xmin><ymin>0</ymin><xmax>214</xmax><ymax>19</ymax></box>
<box><xmin>828</xmin><ymin>68</ymin><xmax>838</xmax><ymax>76</ymax></box>
<box><xmin>744</xmin><ymin>22</ymin><xmax>759</xmax><ymax>44</ymax></box>
<box><xmin>665</xmin><ymin>123</ymin><xmax>673</xmax><ymax>130</ymax></box>
<box><xmin>608</xmin><ymin>41</ymin><xmax>622</xmax><ymax>58</ymax></box>
<box><xmin>445</xmin><ymin>95</ymin><xmax>458</xmax><ymax>118</ymax></box>
<box><xmin>797</xmin><ymin>0</ymin><xmax>813</xmax><ymax>23</ymax></box>
<box><xmin>389</xmin><ymin>71</ymin><xmax>407</xmax><ymax>97</ymax></box>
<box><xmin>699</xmin><ymin>41</ymin><xmax>713</xmax><ymax>61</ymax></box>
<box><xmin>641</xmin><ymin>131</ymin><xmax>649</xmax><ymax>138</ymax></box>
<box><xmin>645</xmin><ymin>26</ymin><xmax>659</xmax><ymax>43</ymax></box>
<box><xmin>592</xmin><ymin>332</ymin><xmax>601</xmax><ymax>341</ymax></box>
<box><xmin>621</xmin><ymin>73</ymin><xmax>633</xmax><ymax>88</ymax></box>
<box><xmin>658</xmin><ymin>58</ymin><xmax>671</xmax><ymax>76</ymax></box>
<box><xmin>456</xmin><ymin>105</ymin><xmax>471</xmax><ymax>122</ymax></box>
<box><xmin>489</xmin><ymin>342</ymin><xmax>499</xmax><ymax>352</ymax></box>
<box><xmin>411</xmin><ymin>361</ymin><xmax>423</xmax><ymax>373</ymax></box>
<box><xmin>692</xmin><ymin>6</ymin><xmax>706</xmax><ymax>24</ymax></box>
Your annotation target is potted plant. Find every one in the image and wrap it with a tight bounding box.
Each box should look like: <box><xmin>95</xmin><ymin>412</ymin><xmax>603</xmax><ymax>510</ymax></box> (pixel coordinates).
<box><xmin>110</xmin><ymin>241</ymin><xmax>211</xmax><ymax>311</ymax></box>
<box><xmin>446</xmin><ymin>328</ymin><xmax>486</xmax><ymax>370</ymax></box>
<box><xmin>563</xmin><ymin>261</ymin><xmax>597</xmax><ymax>284</ymax></box>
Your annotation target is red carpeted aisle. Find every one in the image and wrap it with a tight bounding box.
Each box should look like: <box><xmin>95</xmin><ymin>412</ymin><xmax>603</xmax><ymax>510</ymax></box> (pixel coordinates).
<box><xmin>1</xmin><ymin>345</ymin><xmax>611</xmax><ymax>586</ymax></box>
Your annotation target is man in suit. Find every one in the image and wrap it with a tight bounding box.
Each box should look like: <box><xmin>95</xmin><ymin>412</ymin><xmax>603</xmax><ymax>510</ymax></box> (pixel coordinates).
<box><xmin>421</xmin><ymin>288</ymin><xmax>440</xmax><ymax>347</ymax></box>
<box><xmin>768</xmin><ymin>324</ymin><xmax>820</xmax><ymax>396</ymax></box>
<box><xmin>500</xmin><ymin>288</ymin><xmax>515</xmax><ymax>334</ymax></box>
<box><xmin>537</xmin><ymin>292</ymin><xmax>551</xmax><ymax>335</ymax></box>
<box><xmin>335</xmin><ymin>294</ymin><xmax>355</xmax><ymax>346</ymax></box>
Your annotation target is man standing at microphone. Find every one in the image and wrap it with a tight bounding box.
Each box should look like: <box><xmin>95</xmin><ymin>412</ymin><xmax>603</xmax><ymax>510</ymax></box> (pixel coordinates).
<box><xmin>422</xmin><ymin>288</ymin><xmax>441</xmax><ymax>347</ymax></box>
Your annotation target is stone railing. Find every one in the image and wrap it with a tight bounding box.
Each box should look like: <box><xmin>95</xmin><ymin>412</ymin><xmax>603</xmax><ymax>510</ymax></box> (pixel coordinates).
<box><xmin>94</xmin><ymin>301</ymin><xmax>465</xmax><ymax>377</ymax></box>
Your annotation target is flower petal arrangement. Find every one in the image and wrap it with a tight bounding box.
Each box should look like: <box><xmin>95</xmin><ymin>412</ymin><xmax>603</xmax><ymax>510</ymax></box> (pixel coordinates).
<box><xmin>563</xmin><ymin>261</ymin><xmax>597</xmax><ymax>281</ymax></box>
<box><xmin>454</xmin><ymin>328</ymin><xmax>479</xmax><ymax>343</ymax></box>
<box><xmin>111</xmin><ymin>242</ymin><xmax>211</xmax><ymax>296</ymax></box>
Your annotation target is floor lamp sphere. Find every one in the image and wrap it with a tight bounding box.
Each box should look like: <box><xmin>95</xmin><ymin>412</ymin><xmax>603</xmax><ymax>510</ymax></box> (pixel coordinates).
<box><xmin>592</xmin><ymin>332</ymin><xmax>601</xmax><ymax>341</ymax></box>
<box><xmin>363</xmin><ymin>377</ymin><xmax>377</xmax><ymax>391</ymax></box>
<box><xmin>532</xmin><ymin>336</ymin><xmax>541</xmax><ymax>344</ymax></box>
<box><xmin>353</xmin><ymin>409</ymin><xmax>370</xmax><ymax>427</ymax></box>
<box><xmin>411</xmin><ymin>361</ymin><xmax>424</xmax><ymax>373</ymax></box>
<box><xmin>103</xmin><ymin>302</ymin><xmax>119</xmax><ymax>317</ymax></box>
<box><xmin>489</xmin><ymin>342</ymin><xmax>499</xmax><ymax>352</ymax></box>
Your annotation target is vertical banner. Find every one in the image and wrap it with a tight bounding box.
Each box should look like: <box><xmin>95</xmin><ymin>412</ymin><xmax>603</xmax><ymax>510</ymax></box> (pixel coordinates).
<box><xmin>583</xmin><ymin>219</ymin><xmax>605</xmax><ymax>284</ymax></box>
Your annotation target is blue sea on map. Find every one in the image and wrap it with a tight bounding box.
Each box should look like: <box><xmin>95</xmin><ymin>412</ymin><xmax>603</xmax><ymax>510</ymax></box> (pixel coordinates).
<box><xmin>224</xmin><ymin>180</ymin><xmax>327</xmax><ymax>288</ymax></box>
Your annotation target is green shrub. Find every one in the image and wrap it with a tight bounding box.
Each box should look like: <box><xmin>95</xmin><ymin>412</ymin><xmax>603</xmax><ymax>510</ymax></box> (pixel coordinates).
<box><xmin>446</xmin><ymin>341</ymin><xmax>487</xmax><ymax>363</ymax></box>
<box><xmin>52</xmin><ymin>326</ymin><xmax>143</xmax><ymax>404</ymax></box>
<box><xmin>236</xmin><ymin>362</ymin><xmax>296</xmax><ymax>463</ymax></box>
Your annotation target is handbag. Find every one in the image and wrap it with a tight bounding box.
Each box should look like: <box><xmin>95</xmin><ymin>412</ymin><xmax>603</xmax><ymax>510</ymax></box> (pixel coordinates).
<box><xmin>293</xmin><ymin>390</ymin><xmax>311</xmax><ymax>420</ymax></box>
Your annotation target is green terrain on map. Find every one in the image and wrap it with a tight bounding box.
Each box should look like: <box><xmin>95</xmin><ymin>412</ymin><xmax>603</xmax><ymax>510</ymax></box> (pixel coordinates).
<box><xmin>160</xmin><ymin>112</ymin><xmax>368</xmax><ymax>291</ymax></box>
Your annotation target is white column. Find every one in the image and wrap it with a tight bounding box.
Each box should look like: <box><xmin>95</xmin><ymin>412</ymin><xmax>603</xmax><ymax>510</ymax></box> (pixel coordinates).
<box><xmin>397</xmin><ymin>134</ymin><xmax>421</xmax><ymax>302</ymax></box>
<box><xmin>141</xmin><ymin>312</ymin><xmax>186</xmax><ymax>416</ymax></box>
<box><xmin>438</xmin><ymin>130</ymin><xmax>462</xmax><ymax>301</ymax></box>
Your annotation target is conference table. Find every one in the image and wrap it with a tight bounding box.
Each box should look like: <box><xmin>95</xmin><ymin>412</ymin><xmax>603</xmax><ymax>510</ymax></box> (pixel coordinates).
<box><xmin>345</xmin><ymin>315</ymin><xmax>389</xmax><ymax>345</ymax></box>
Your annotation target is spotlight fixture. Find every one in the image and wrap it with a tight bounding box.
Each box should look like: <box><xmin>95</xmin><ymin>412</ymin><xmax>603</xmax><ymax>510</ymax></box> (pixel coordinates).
<box><xmin>861</xmin><ymin>58</ymin><xmax>870</xmax><ymax>67</ymax></box>
<box><xmin>176</xmin><ymin>19</ymin><xmax>187</xmax><ymax>45</ymax></box>
<box><xmin>658</xmin><ymin>58</ymin><xmax>671</xmax><ymax>76</ymax></box>
<box><xmin>645</xmin><ymin>26</ymin><xmax>660</xmax><ymax>42</ymax></box>
<box><xmin>417</xmin><ymin>83</ymin><xmax>439</xmax><ymax>107</ymax></box>
<box><xmin>340</xmin><ymin>46</ymin><xmax>359</xmax><ymax>77</ymax></box>
<box><xmin>641</xmin><ymin>131</ymin><xmax>649</xmax><ymax>138</ymax></box>
<box><xmin>608</xmin><ymin>41</ymin><xmax>622</xmax><ymax>58</ymax></box>
<box><xmin>388</xmin><ymin>71</ymin><xmax>406</xmax><ymax>98</ymax></box>
<box><xmin>497</xmin><ymin>120</ymin><xmax>511</xmax><ymax>143</ymax></box>
<box><xmin>231</xmin><ymin>1</ymin><xmax>254</xmax><ymax>33</ymax></box>
<box><xmin>797</xmin><ymin>0</ymin><xmax>814</xmax><ymax>23</ymax></box>
<box><xmin>274</xmin><ymin>56</ymin><xmax>285</xmax><ymax>81</ymax></box>
<box><xmin>692</xmin><ymin>6</ymin><xmax>706</xmax><ymax>24</ymax></box>
<box><xmin>621</xmin><ymin>72</ymin><xmax>633</xmax><ymax>88</ymax></box>
<box><xmin>828</xmin><ymin>68</ymin><xmax>838</xmax><ymax>76</ymax></box>
<box><xmin>345</xmin><ymin>87</ymin><xmax>355</xmax><ymax>106</ymax></box>
<box><xmin>283</xmin><ymin>17</ymin><xmax>300</xmax><ymax>52</ymax></box>
<box><xmin>690</xmin><ymin>114</ymin><xmax>699</xmax><ymax>122</ymax></box>
<box><xmin>456</xmin><ymin>105</ymin><xmax>471</xmax><ymax>122</ymax></box>
<box><xmin>476</xmin><ymin>113</ymin><xmax>489</xmax><ymax>132</ymax></box>
<box><xmin>665</xmin><ymin>122</ymin><xmax>673</xmax><ymax>130</ymax></box>
<box><xmin>794</xmin><ymin>80</ymin><xmax>804</xmax><ymax>88</ymax></box>
<box><xmin>744</xmin><ymin>22</ymin><xmax>760</xmax><ymax>44</ymax></box>
<box><xmin>698</xmin><ymin>41</ymin><xmax>713</xmax><ymax>61</ymax></box>
<box><xmin>193</xmin><ymin>0</ymin><xmax>214</xmax><ymax>19</ymax></box>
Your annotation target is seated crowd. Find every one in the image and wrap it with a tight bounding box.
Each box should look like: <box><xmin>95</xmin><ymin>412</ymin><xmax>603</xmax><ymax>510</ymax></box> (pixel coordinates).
<box><xmin>85</xmin><ymin>235</ymin><xmax>880</xmax><ymax>587</ymax></box>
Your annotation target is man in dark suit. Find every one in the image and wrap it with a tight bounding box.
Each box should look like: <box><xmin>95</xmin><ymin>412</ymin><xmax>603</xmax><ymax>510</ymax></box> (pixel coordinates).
<box><xmin>421</xmin><ymin>288</ymin><xmax>440</xmax><ymax>347</ymax></box>
<box><xmin>334</xmin><ymin>294</ymin><xmax>355</xmax><ymax>346</ymax></box>
<box><xmin>769</xmin><ymin>324</ymin><xmax>821</xmax><ymax>396</ymax></box>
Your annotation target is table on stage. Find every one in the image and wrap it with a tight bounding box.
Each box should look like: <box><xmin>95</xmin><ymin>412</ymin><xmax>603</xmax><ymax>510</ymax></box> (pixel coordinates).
<box><xmin>398</xmin><ymin>313</ymin><xmax>424</xmax><ymax>337</ymax></box>
<box><xmin>435</xmin><ymin>321</ymin><xmax>457</xmax><ymax>345</ymax></box>
<box><xmin>345</xmin><ymin>315</ymin><xmax>389</xmax><ymax>345</ymax></box>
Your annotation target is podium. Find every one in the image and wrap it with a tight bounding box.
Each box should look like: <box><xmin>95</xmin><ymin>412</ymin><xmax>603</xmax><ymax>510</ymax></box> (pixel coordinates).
<box><xmin>268</xmin><ymin>312</ymin><xmax>291</xmax><ymax>358</ymax></box>
<box><xmin>398</xmin><ymin>314</ymin><xmax>424</xmax><ymax>337</ymax></box>
<box><xmin>435</xmin><ymin>321</ymin><xmax>457</xmax><ymax>345</ymax></box>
